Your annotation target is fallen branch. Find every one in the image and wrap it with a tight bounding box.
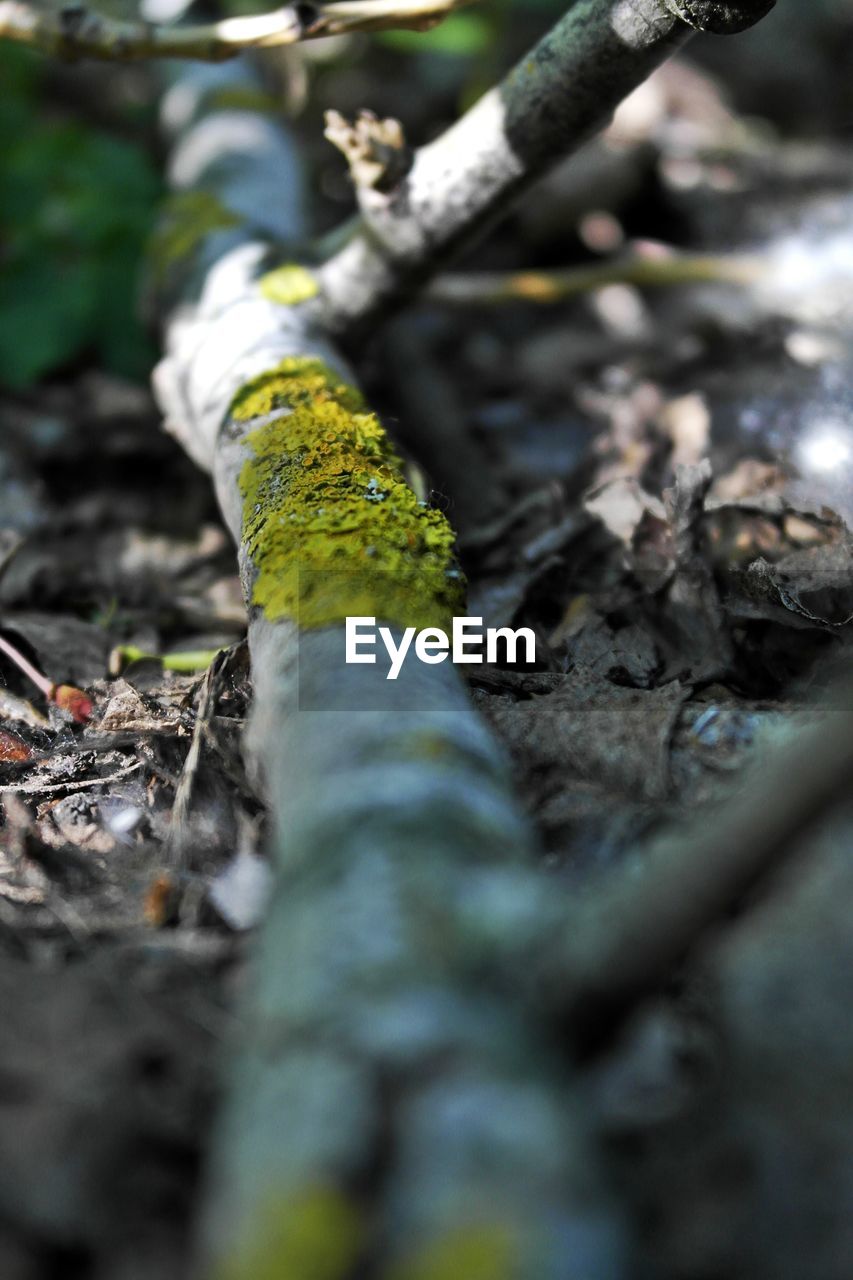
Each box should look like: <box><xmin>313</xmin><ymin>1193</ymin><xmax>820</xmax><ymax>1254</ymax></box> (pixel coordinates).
<box><xmin>153</xmin><ymin>57</ymin><xmax>624</xmax><ymax>1280</ymax></box>
<box><xmin>0</xmin><ymin>0</ymin><xmax>479</xmax><ymax>63</ymax></box>
<box><xmin>145</xmin><ymin>2</ymin><xmax>778</xmax><ymax>1274</ymax></box>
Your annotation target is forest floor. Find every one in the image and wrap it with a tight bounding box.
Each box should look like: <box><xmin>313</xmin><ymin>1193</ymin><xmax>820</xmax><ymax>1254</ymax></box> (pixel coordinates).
<box><xmin>1</xmin><ymin>9</ymin><xmax>853</xmax><ymax>1279</ymax></box>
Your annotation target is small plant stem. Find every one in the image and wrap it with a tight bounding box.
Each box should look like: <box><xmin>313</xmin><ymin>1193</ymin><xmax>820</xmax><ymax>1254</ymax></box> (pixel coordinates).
<box><xmin>110</xmin><ymin>645</ymin><xmax>223</xmax><ymax>674</ymax></box>
<box><xmin>0</xmin><ymin>633</ymin><xmax>53</xmax><ymax>700</ymax></box>
<box><xmin>427</xmin><ymin>251</ymin><xmax>766</xmax><ymax>306</ymax></box>
<box><xmin>0</xmin><ymin>633</ymin><xmax>93</xmax><ymax>723</ymax></box>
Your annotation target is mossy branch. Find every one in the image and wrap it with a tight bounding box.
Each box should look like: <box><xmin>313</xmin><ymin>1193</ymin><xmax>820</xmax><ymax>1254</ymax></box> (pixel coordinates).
<box><xmin>152</xmin><ymin>54</ymin><xmax>627</xmax><ymax>1280</ymax></box>
<box><xmin>0</xmin><ymin>0</ymin><xmax>479</xmax><ymax>63</ymax></box>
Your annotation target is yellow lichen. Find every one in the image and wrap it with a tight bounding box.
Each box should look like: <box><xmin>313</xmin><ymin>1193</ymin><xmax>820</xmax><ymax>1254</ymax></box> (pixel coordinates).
<box><xmin>260</xmin><ymin>263</ymin><xmax>320</xmax><ymax>306</ymax></box>
<box><xmin>234</xmin><ymin>357</ymin><xmax>464</xmax><ymax>629</ymax></box>
<box><xmin>509</xmin><ymin>272</ymin><xmax>562</xmax><ymax>302</ymax></box>
<box><xmin>148</xmin><ymin>190</ymin><xmax>241</xmax><ymax>281</ymax></box>
<box><xmin>216</xmin><ymin>1186</ymin><xmax>363</xmax><ymax>1280</ymax></box>
<box><xmin>387</xmin><ymin>1224</ymin><xmax>518</xmax><ymax>1280</ymax></box>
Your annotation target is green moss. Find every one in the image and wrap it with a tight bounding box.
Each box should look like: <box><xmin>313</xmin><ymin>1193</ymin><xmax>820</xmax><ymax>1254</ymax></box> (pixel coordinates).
<box><xmin>206</xmin><ymin>86</ymin><xmax>281</xmax><ymax>116</ymax></box>
<box><xmin>148</xmin><ymin>190</ymin><xmax>240</xmax><ymax>281</ymax></box>
<box><xmin>260</xmin><ymin>263</ymin><xmax>320</xmax><ymax>306</ymax></box>
<box><xmin>387</xmin><ymin>1225</ymin><xmax>517</xmax><ymax>1280</ymax></box>
<box><xmin>217</xmin><ymin>1186</ymin><xmax>363</xmax><ymax>1280</ymax></box>
<box><xmin>234</xmin><ymin>357</ymin><xmax>464</xmax><ymax>629</ymax></box>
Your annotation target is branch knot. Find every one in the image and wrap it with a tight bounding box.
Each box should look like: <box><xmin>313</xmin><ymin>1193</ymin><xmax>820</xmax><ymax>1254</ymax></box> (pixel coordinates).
<box><xmin>324</xmin><ymin>109</ymin><xmax>413</xmax><ymax>194</ymax></box>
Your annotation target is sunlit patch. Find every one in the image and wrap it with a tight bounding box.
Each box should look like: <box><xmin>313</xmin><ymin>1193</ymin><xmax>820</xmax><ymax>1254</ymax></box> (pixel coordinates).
<box><xmin>769</xmin><ymin>235</ymin><xmax>853</xmax><ymax>297</ymax></box>
<box><xmin>796</xmin><ymin>421</ymin><xmax>853</xmax><ymax>476</ymax></box>
<box><xmin>611</xmin><ymin>0</ymin><xmax>677</xmax><ymax>49</ymax></box>
<box><xmin>785</xmin><ymin>330</ymin><xmax>845</xmax><ymax>369</ymax></box>
<box><xmin>760</xmin><ymin>222</ymin><xmax>853</xmax><ymax>324</ymax></box>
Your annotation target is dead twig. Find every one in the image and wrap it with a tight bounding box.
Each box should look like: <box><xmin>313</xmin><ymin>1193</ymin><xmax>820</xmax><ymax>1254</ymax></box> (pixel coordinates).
<box><xmin>0</xmin><ymin>758</ymin><xmax>143</xmax><ymax>796</ymax></box>
<box><xmin>0</xmin><ymin>0</ymin><xmax>479</xmax><ymax>63</ymax></box>
<box><xmin>163</xmin><ymin>659</ymin><xmax>220</xmax><ymax>868</ymax></box>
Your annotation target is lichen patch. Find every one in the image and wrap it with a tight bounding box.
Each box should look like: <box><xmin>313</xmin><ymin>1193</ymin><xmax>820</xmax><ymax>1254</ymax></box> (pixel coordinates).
<box><xmin>260</xmin><ymin>263</ymin><xmax>320</xmax><ymax>306</ymax></box>
<box><xmin>234</xmin><ymin>357</ymin><xmax>463</xmax><ymax>629</ymax></box>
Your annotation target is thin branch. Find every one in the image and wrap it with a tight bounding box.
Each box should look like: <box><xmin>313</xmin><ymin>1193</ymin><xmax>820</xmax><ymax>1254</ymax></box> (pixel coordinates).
<box><xmin>427</xmin><ymin>251</ymin><xmax>765</xmax><ymax>305</ymax></box>
<box><xmin>0</xmin><ymin>0</ymin><xmax>479</xmax><ymax>63</ymax></box>
<box><xmin>0</xmin><ymin>758</ymin><xmax>142</xmax><ymax>794</ymax></box>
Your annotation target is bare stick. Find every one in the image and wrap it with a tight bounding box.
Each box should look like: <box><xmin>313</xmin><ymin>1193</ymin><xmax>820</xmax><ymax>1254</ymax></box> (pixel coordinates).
<box><xmin>0</xmin><ymin>0</ymin><xmax>479</xmax><ymax>63</ymax></box>
<box><xmin>427</xmin><ymin>251</ymin><xmax>765</xmax><ymax>305</ymax></box>
<box><xmin>145</xmin><ymin>2</ymin><xmax>778</xmax><ymax>1271</ymax></box>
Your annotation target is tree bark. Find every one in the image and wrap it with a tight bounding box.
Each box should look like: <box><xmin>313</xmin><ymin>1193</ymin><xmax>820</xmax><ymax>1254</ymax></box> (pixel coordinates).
<box><xmin>153</xmin><ymin>57</ymin><xmax>625</xmax><ymax>1280</ymax></box>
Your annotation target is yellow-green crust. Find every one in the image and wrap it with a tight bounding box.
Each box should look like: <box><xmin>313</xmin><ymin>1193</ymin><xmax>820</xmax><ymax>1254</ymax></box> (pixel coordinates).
<box><xmin>216</xmin><ymin>1186</ymin><xmax>363</xmax><ymax>1280</ymax></box>
<box><xmin>214</xmin><ymin>1187</ymin><xmax>516</xmax><ymax>1280</ymax></box>
<box><xmin>260</xmin><ymin>264</ymin><xmax>320</xmax><ymax>306</ymax></box>
<box><xmin>234</xmin><ymin>357</ymin><xmax>464</xmax><ymax>629</ymax></box>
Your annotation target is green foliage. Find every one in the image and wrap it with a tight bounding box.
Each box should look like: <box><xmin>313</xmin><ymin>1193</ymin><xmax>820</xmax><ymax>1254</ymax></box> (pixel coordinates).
<box><xmin>379</xmin><ymin>12</ymin><xmax>493</xmax><ymax>57</ymax></box>
<box><xmin>378</xmin><ymin>0</ymin><xmax>566</xmax><ymax>58</ymax></box>
<box><xmin>0</xmin><ymin>45</ymin><xmax>161</xmax><ymax>389</ymax></box>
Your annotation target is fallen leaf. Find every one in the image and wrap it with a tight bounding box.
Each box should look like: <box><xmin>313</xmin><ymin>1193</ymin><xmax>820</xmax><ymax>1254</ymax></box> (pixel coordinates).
<box><xmin>0</xmin><ymin>727</ymin><xmax>32</xmax><ymax>762</ymax></box>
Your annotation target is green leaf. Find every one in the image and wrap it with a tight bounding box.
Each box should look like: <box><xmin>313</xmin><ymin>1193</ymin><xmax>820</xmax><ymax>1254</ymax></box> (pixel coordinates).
<box><xmin>0</xmin><ymin>256</ymin><xmax>96</xmax><ymax>388</ymax></box>
<box><xmin>379</xmin><ymin>13</ymin><xmax>492</xmax><ymax>56</ymax></box>
<box><xmin>0</xmin><ymin>70</ymin><xmax>161</xmax><ymax>389</ymax></box>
